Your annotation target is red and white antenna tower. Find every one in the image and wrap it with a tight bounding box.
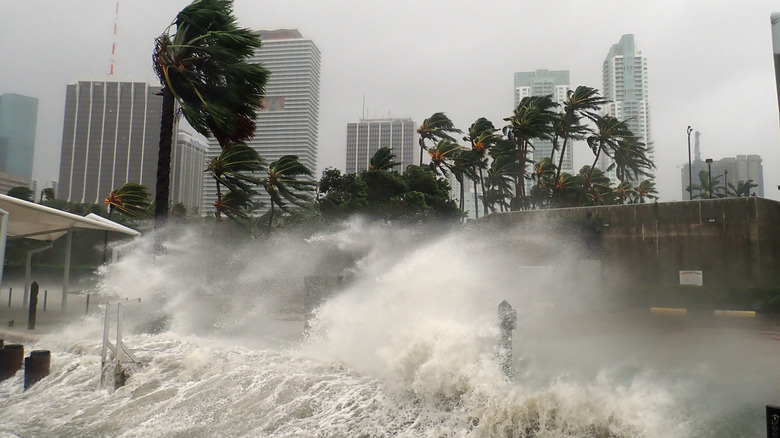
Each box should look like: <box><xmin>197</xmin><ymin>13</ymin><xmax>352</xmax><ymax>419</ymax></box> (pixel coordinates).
<box><xmin>109</xmin><ymin>1</ymin><xmax>119</xmax><ymax>76</ymax></box>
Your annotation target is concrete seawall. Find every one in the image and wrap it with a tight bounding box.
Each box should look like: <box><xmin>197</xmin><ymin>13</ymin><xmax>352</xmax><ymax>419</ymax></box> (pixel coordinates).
<box><xmin>477</xmin><ymin>197</ymin><xmax>780</xmax><ymax>290</ymax></box>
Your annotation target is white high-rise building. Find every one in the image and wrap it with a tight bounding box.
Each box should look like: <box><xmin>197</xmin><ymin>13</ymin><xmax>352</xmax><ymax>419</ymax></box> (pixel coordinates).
<box><xmin>345</xmin><ymin>118</ymin><xmax>415</xmax><ymax>174</ymax></box>
<box><xmin>600</xmin><ymin>34</ymin><xmax>653</xmax><ymax>184</ymax></box>
<box><xmin>513</xmin><ymin>70</ymin><xmax>571</xmax><ymax>174</ymax></box>
<box><xmin>202</xmin><ymin>29</ymin><xmax>321</xmax><ymax>215</ymax></box>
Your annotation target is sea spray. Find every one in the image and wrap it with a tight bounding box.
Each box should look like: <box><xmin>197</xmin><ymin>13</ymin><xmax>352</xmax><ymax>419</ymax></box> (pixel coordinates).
<box><xmin>0</xmin><ymin>219</ymin><xmax>755</xmax><ymax>436</ymax></box>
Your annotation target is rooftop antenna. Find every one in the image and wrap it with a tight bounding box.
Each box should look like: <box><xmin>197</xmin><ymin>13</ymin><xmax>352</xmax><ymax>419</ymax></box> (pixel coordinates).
<box><xmin>109</xmin><ymin>1</ymin><xmax>119</xmax><ymax>76</ymax></box>
<box><xmin>694</xmin><ymin>131</ymin><xmax>701</xmax><ymax>162</ymax></box>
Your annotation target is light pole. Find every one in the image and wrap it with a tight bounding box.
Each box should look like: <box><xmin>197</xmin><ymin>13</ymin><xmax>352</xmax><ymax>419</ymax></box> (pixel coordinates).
<box><xmin>724</xmin><ymin>169</ymin><xmax>728</xmax><ymax>197</ymax></box>
<box><xmin>687</xmin><ymin>126</ymin><xmax>693</xmax><ymax>200</ymax></box>
<box><xmin>706</xmin><ymin>158</ymin><xmax>713</xmax><ymax>198</ymax></box>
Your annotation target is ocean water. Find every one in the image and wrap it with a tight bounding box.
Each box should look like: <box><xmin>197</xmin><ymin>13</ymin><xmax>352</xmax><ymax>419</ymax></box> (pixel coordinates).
<box><xmin>0</xmin><ymin>218</ymin><xmax>775</xmax><ymax>437</ymax></box>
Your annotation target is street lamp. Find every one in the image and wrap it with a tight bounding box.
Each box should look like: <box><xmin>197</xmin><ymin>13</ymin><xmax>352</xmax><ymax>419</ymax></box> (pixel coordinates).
<box><xmin>705</xmin><ymin>158</ymin><xmax>713</xmax><ymax>198</ymax></box>
<box><xmin>687</xmin><ymin>126</ymin><xmax>693</xmax><ymax>200</ymax></box>
<box><xmin>724</xmin><ymin>169</ymin><xmax>728</xmax><ymax>197</ymax></box>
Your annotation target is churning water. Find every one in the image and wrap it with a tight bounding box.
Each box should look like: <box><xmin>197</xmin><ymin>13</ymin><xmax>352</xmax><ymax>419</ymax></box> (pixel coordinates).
<box><xmin>1</xmin><ymin>218</ymin><xmax>778</xmax><ymax>437</ymax></box>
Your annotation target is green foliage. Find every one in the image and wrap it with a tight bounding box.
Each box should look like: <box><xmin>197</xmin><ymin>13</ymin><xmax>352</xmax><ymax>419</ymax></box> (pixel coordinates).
<box><xmin>105</xmin><ymin>183</ymin><xmax>152</xmax><ymax>219</ymax></box>
<box><xmin>317</xmin><ymin>164</ymin><xmax>461</xmax><ymax>223</ymax></box>
<box><xmin>153</xmin><ymin>0</ymin><xmax>269</xmax><ymax>148</ymax></box>
<box><xmin>7</xmin><ymin>186</ymin><xmax>33</xmax><ymax>201</ymax></box>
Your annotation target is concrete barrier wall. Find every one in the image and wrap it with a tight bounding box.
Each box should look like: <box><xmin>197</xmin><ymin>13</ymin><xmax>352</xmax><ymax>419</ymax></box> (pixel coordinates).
<box><xmin>478</xmin><ymin>197</ymin><xmax>780</xmax><ymax>289</ymax></box>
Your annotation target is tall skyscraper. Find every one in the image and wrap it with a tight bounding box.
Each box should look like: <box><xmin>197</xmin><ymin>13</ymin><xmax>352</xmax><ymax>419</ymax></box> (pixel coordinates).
<box><xmin>171</xmin><ymin>130</ymin><xmax>206</xmax><ymax>213</ymax></box>
<box><xmin>202</xmin><ymin>29</ymin><xmax>321</xmax><ymax>215</ymax></box>
<box><xmin>0</xmin><ymin>93</ymin><xmax>39</xmax><ymax>183</ymax></box>
<box><xmin>600</xmin><ymin>35</ymin><xmax>653</xmax><ymax>184</ymax></box>
<box><xmin>772</xmin><ymin>12</ymin><xmax>780</xmax><ymax>123</ymax></box>
<box><xmin>346</xmin><ymin>118</ymin><xmax>415</xmax><ymax>173</ymax></box>
<box><xmin>57</xmin><ymin>80</ymin><xmax>162</xmax><ymax>204</ymax></box>
<box><xmin>513</xmin><ymin>70</ymin><xmax>572</xmax><ymax>173</ymax></box>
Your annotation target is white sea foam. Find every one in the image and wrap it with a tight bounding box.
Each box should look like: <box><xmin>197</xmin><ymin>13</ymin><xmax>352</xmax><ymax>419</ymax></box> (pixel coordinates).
<box><xmin>1</xmin><ymin>219</ymin><xmax>765</xmax><ymax>437</ymax></box>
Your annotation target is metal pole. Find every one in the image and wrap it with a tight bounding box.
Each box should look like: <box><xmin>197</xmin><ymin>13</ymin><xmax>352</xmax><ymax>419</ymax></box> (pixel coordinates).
<box><xmin>707</xmin><ymin>160</ymin><xmax>713</xmax><ymax>198</ymax></box>
<box><xmin>61</xmin><ymin>230</ymin><xmax>72</xmax><ymax>312</ymax></box>
<box><xmin>0</xmin><ymin>208</ymin><xmax>8</xmax><ymax>293</ymax></box>
<box><xmin>687</xmin><ymin>126</ymin><xmax>693</xmax><ymax>200</ymax></box>
<box><xmin>724</xmin><ymin>169</ymin><xmax>728</xmax><ymax>197</ymax></box>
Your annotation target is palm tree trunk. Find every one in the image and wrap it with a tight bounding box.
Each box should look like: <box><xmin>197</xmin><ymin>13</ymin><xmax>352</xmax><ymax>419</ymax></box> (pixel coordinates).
<box><xmin>154</xmin><ymin>86</ymin><xmax>175</xmax><ymax>229</ymax></box>
<box><xmin>418</xmin><ymin>139</ymin><xmax>425</xmax><ymax>167</ymax></box>
<box><xmin>555</xmin><ymin>135</ymin><xmax>570</xmax><ymax>180</ymax></box>
<box><xmin>268</xmin><ymin>201</ymin><xmax>275</xmax><ymax>231</ymax></box>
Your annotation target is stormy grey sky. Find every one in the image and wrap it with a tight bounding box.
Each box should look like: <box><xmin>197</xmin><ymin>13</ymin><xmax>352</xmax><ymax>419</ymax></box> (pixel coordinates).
<box><xmin>1</xmin><ymin>0</ymin><xmax>778</xmax><ymax>201</ymax></box>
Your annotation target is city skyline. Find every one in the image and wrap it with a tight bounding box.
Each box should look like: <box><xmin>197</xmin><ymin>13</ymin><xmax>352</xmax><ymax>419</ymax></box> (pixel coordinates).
<box><xmin>1</xmin><ymin>1</ymin><xmax>778</xmax><ymax>203</ymax></box>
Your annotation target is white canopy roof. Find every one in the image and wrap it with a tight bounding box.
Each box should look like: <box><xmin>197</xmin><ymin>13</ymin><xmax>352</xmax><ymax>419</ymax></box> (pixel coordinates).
<box><xmin>0</xmin><ymin>194</ymin><xmax>141</xmax><ymax>241</ymax></box>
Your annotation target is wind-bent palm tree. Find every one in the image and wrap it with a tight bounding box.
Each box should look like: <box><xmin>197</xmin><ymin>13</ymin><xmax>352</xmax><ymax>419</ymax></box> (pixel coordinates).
<box><xmin>464</xmin><ymin>117</ymin><xmax>499</xmax><ymax>217</ymax></box>
<box><xmin>634</xmin><ymin>179</ymin><xmax>658</xmax><ymax>204</ymax></box>
<box><xmin>609</xmin><ymin>136</ymin><xmax>654</xmax><ymax>183</ymax></box>
<box><xmin>585</xmin><ymin>115</ymin><xmax>634</xmax><ymax>182</ymax></box>
<box><xmin>613</xmin><ymin>181</ymin><xmax>635</xmax><ymax>205</ymax></box>
<box><xmin>484</xmin><ymin>154</ymin><xmax>517</xmax><ymax>213</ymax></box>
<box><xmin>368</xmin><ymin>147</ymin><xmax>399</xmax><ymax>171</ymax></box>
<box><xmin>503</xmin><ymin>95</ymin><xmax>558</xmax><ymax>209</ymax></box>
<box><xmin>427</xmin><ymin>138</ymin><xmax>462</xmax><ymax>177</ymax></box>
<box><xmin>103</xmin><ymin>183</ymin><xmax>151</xmax><ymax>262</ymax></box>
<box><xmin>417</xmin><ymin>112</ymin><xmax>461</xmax><ymax>166</ymax></box>
<box><xmin>552</xmin><ymin>86</ymin><xmax>607</xmax><ymax>179</ymax></box>
<box><xmin>206</xmin><ymin>143</ymin><xmax>265</xmax><ymax>221</ymax></box>
<box><xmin>105</xmin><ymin>183</ymin><xmax>152</xmax><ymax>220</ymax></box>
<box><xmin>687</xmin><ymin>169</ymin><xmax>721</xmax><ymax>199</ymax></box>
<box><xmin>152</xmin><ymin>0</ymin><xmax>269</xmax><ymax>225</ymax></box>
<box><xmin>263</xmin><ymin>155</ymin><xmax>315</xmax><ymax>230</ymax></box>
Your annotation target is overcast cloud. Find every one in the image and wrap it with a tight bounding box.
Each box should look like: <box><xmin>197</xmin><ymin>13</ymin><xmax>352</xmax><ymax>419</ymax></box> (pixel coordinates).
<box><xmin>1</xmin><ymin>0</ymin><xmax>778</xmax><ymax>201</ymax></box>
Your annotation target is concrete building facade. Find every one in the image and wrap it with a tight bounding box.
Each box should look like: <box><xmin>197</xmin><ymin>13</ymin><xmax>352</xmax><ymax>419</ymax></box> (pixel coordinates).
<box><xmin>172</xmin><ymin>130</ymin><xmax>206</xmax><ymax>213</ymax></box>
<box><xmin>513</xmin><ymin>70</ymin><xmax>572</xmax><ymax>174</ymax></box>
<box><xmin>0</xmin><ymin>93</ymin><xmax>38</xmax><ymax>184</ymax></box>
<box><xmin>681</xmin><ymin>154</ymin><xmax>764</xmax><ymax>199</ymax></box>
<box><xmin>57</xmin><ymin>80</ymin><xmax>161</xmax><ymax>204</ymax></box>
<box><xmin>600</xmin><ymin>35</ymin><xmax>653</xmax><ymax>185</ymax></box>
<box><xmin>202</xmin><ymin>29</ymin><xmax>321</xmax><ymax>215</ymax></box>
<box><xmin>345</xmin><ymin>118</ymin><xmax>415</xmax><ymax>174</ymax></box>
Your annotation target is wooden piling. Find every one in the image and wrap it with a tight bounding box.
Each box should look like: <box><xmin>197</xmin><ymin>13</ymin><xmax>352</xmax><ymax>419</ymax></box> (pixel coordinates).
<box><xmin>0</xmin><ymin>344</ymin><xmax>24</xmax><ymax>381</ymax></box>
<box><xmin>24</xmin><ymin>350</ymin><xmax>51</xmax><ymax>390</ymax></box>
<box><xmin>27</xmin><ymin>282</ymin><xmax>39</xmax><ymax>330</ymax></box>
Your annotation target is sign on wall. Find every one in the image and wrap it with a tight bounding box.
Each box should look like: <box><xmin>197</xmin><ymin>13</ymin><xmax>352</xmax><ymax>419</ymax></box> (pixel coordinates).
<box><xmin>679</xmin><ymin>270</ymin><xmax>703</xmax><ymax>286</ymax></box>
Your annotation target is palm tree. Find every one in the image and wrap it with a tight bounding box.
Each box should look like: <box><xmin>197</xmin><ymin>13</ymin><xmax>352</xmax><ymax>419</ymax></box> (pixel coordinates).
<box><xmin>577</xmin><ymin>166</ymin><xmax>613</xmax><ymax>206</ymax></box>
<box><xmin>529</xmin><ymin>157</ymin><xmax>556</xmax><ymax>209</ymax></box>
<box><xmin>484</xmin><ymin>154</ymin><xmax>517</xmax><ymax>213</ymax></box>
<box><xmin>464</xmin><ymin>117</ymin><xmax>499</xmax><ymax>217</ymax></box>
<box><xmin>552</xmin><ymin>86</ymin><xmax>608</xmax><ymax>179</ymax></box>
<box><xmin>727</xmin><ymin>179</ymin><xmax>758</xmax><ymax>197</ymax></box>
<box><xmin>152</xmin><ymin>0</ymin><xmax>269</xmax><ymax>225</ymax></box>
<box><xmin>503</xmin><ymin>95</ymin><xmax>558</xmax><ymax>209</ymax></box>
<box><xmin>427</xmin><ymin>138</ymin><xmax>462</xmax><ymax>177</ymax></box>
<box><xmin>608</xmin><ymin>136</ymin><xmax>654</xmax><ymax>183</ymax></box>
<box><xmin>263</xmin><ymin>155</ymin><xmax>315</xmax><ymax>230</ymax></box>
<box><xmin>417</xmin><ymin>112</ymin><xmax>461</xmax><ymax>166</ymax></box>
<box><xmin>368</xmin><ymin>147</ymin><xmax>399</xmax><ymax>171</ymax></box>
<box><xmin>585</xmin><ymin>115</ymin><xmax>634</xmax><ymax>184</ymax></box>
<box><xmin>613</xmin><ymin>181</ymin><xmax>635</xmax><ymax>205</ymax></box>
<box><xmin>687</xmin><ymin>169</ymin><xmax>721</xmax><ymax>199</ymax></box>
<box><xmin>634</xmin><ymin>179</ymin><xmax>658</xmax><ymax>204</ymax></box>
<box><xmin>206</xmin><ymin>143</ymin><xmax>265</xmax><ymax>221</ymax></box>
<box><xmin>103</xmin><ymin>183</ymin><xmax>151</xmax><ymax>262</ymax></box>
<box><xmin>448</xmin><ymin>149</ymin><xmax>479</xmax><ymax>213</ymax></box>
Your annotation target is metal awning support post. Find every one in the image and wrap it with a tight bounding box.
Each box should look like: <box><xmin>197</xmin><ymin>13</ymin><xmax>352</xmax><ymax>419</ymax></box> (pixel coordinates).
<box><xmin>61</xmin><ymin>230</ymin><xmax>72</xmax><ymax>312</ymax></box>
<box><xmin>100</xmin><ymin>300</ymin><xmax>142</xmax><ymax>389</ymax></box>
<box><xmin>23</xmin><ymin>244</ymin><xmax>52</xmax><ymax>307</ymax></box>
<box><xmin>0</xmin><ymin>208</ymin><xmax>8</xmax><ymax>290</ymax></box>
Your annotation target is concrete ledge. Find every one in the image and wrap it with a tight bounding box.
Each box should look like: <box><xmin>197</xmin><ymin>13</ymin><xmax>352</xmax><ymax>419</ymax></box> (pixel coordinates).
<box><xmin>714</xmin><ymin>310</ymin><xmax>756</xmax><ymax>317</ymax></box>
<box><xmin>650</xmin><ymin>307</ymin><xmax>688</xmax><ymax>315</ymax></box>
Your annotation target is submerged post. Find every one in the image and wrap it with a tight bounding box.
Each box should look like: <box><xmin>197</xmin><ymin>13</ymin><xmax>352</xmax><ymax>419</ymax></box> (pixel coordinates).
<box><xmin>0</xmin><ymin>344</ymin><xmax>24</xmax><ymax>381</ymax></box>
<box><xmin>498</xmin><ymin>300</ymin><xmax>517</xmax><ymax>378</ymax></box>
<box><xmin>27</xmin><ymin>282</ymin><xmax>39</xmax><ymax>330</ymax></box>
<box><xmin>24</xmin><ymin>350</ymin><xmax>51</xmax><ymax>390</ymax></box>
